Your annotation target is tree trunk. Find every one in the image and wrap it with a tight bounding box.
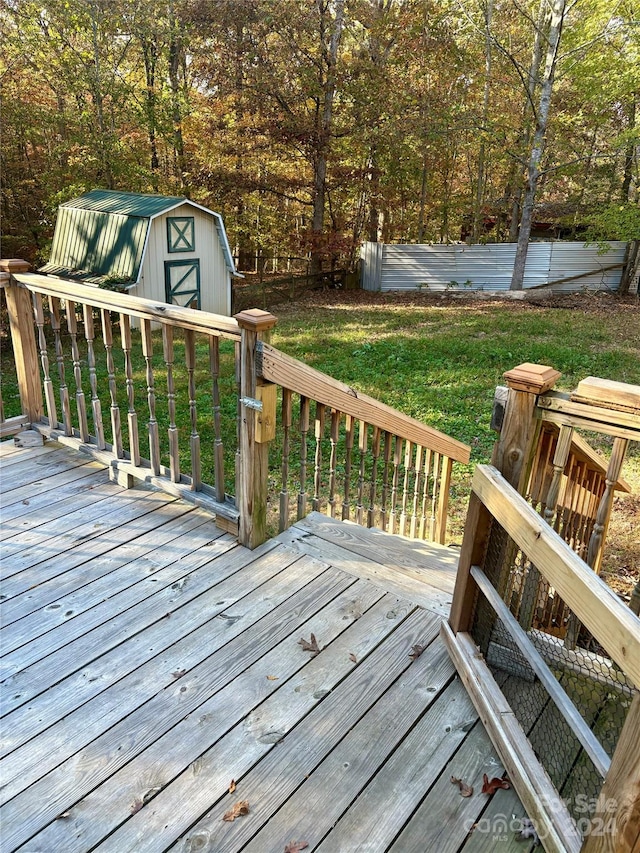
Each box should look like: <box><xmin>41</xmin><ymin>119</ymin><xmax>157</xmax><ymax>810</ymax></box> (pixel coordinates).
<box><xmin>511</xmin><ymin>0</ymin><xmax>566</xmax><ymax>290</ymax></box>
<box><xmin>620</xmin><ymin>240</ymin><xmax>639</xmax><ymax>295</ymax></box>
<box><xmin>310</xmin><ymin>0</ymin><xmax>345</xmax><ymax>276</ymax></box>
<box><xmin>141</xmin><ymin>36</ymin><xmax>159</xmax><ymax>189</ymax></box>
<box><xmin>168</xmin><ymin>2</ymin><xmax>186</xmax><ymax>192</ymax></box>
<box><xmin>472</xmin><ymin>0</ymin><xmax>493</xmax><ymax>243</ymax></box>
<box><xmin>621</xmin><ymin>96</ymin><xmax>636</xmax><ymax>202</ymax></box>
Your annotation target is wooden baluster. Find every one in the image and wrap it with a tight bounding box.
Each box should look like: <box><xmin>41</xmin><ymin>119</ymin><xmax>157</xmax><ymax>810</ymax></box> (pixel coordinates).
<box><xmin>380</xmin><ymin>431</ymin><xmax>392</xmax><ymax>531</ymax></box>
<box><xmin>342</xmin><ymin>414</ymin><xmax>354</xmax><ymax>521</ymax></box>
<box><xmin>356</xmin><ymin>420</ymin><xmax>368</xmax><ymax>526</ymax></box>
<box><xmin>328</xmin><ymin>408</ymin><xmax>340</xmax><ymax>518</ymax></box>
<box><xmin>162</xmin><ymin>325</ymin><xmax>180</xmax><ymax>483</ymax></box>
<box><xmin>521</xmin><ymin>427</ymin><xmax>572</xmax><ymax>632</ymax></box>
<box><xmin>586</xmin><ymin>437</ymin><xmax>628</xmax><ymax>570</ymax></box>
<box><xmin>209</xmin><ymin>336</ymin><xmax>225</xmax><ymax>501</ymax></box>
<box><xmin>312</xmin><ymin>402</ymin><xmax>325</xmax><ymax>511</ymax></box>
<box><xmin>140</xmin><ymin>318</ymin><xmax>161</xmax><ymax>475</ymax></box>
<box><xmin>49</xmin><ymin>296</ymin><xmax>72</xmax><ymax>436</ymax></box>
<box><xmin>100</xmin><ymin>309</ymin><xmax>124</xmax><ymax>458</ymax></box>
<box><xmin>235</xmin><ymin>340</ymin><xmax>242</xmax><ymax>503</ymax></box>
<box><xmin>388</xmin><ymin>435</ymin><xmax>402</xmax><ymax>534</ymax></box>
<box><xmin>556</xmin><ymin>454</ymin><xmax>577</xmax><ymax>540</ymax></box>
<box><xmin>368</xmin><ymin>426</ymin><xmax>381</xmax><ymax>529</ymax></box>
<box><xmin>435</xmin><ymin>455</ymin><xmax>453</xmax><ymax>544</ymax></box>
<box><xmin>33</xmin><ymin>293</ymin><xmax>57</xmax><ymax>427</ymax></box>
<box><xmin>410</xmin><ymin>444</ymin><xmax>423</xmax><ymax>538</ymax></box>
<box><xmin>543</xmin><ymin>423</ymin><xmax>574</xmax><ymax>527</ymax></box>
<box><xmin>279</xmin><ymin>389</ymin><xmax>293</xmax><ymax>531</ymax></box>
<box><xmin>81</xmin><ymin>304</ymin><xmax>105</xmax><ymax>449</ymax></box>
<box><xmin>297</xmin><ymin>395</ymin><xmax>310</xmax><ymax>520</ymax></box>
<box><xmin>419</xmin><ymin>447</ymin><xmax>433</xmax><ymax>540</ymax></box>
<box><xmin>64</xmin><ymin>299</ymin><xmax>90</xmax><ymax>441</ymax></box>
<box><xmin>184</xmin><ymin>329</ymin><xmax>201</xmax><ymax>490</ymax></box>
<box><xmin>399</xmin><ymin>440</ymin><xmax>412</xmax><ymax>536</ymax></box>
<box><xmin>120</xmin><ymin>314</ymin><xmax>141</xmax><ymax>466</ymax></box>
<box><xmin>429</xmin><ymin>452</ymin><xmax>441</xmax><ymax>540</ymax></box>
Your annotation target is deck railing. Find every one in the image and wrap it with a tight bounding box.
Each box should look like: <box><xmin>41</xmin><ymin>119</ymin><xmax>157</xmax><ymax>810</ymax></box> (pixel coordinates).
<box><xmin>0</xmin><ymin>259</ymin><xmax>469</xmax><ymax>549</ymax></box>
<box><xmin>447</xmin><ymin>363</ymin><xmax>640</xmax><ymax>853</ymax></box>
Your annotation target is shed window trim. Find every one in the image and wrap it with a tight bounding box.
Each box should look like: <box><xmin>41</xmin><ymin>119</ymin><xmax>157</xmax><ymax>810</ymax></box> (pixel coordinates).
<box><xmin>167</xmin><ymin>216</ymin><xmax>195</xmax><ymax>253</ymax></box>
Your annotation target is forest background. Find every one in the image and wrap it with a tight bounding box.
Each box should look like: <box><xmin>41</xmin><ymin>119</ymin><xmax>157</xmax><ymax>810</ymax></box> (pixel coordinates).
<box><xmin>1</xmin><ymin>0</ymin><xmax>639</xmax><ymax>276</ymax></box>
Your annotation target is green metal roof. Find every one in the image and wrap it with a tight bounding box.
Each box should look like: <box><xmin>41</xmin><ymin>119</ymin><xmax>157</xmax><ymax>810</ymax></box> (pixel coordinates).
<box><xmin>40</xmin><ymin>189</ymin><xmax>238</xmax><ymax>285</ymax></box>
<box><xmin>63</xmin><ymin>189</ymin><xmax>187</xmax><ymax>218</ymax></box>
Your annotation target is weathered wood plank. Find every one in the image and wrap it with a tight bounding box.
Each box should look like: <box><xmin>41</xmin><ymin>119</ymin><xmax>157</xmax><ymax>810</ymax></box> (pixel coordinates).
<box><xmin>457</xmin><ymin>784</ymin><xmax>531</xmax><ymax>852</ymax></box>
<box><xmin>0</xmin><ymin>466</ymin><xmax>107</xmax><ymax>523</ymax></box>
<box><xmin>0</xmin><ymin>548</ymin><xmax>316</xmax><ymax>799</ymax></box>
<box><xmin>572</xmin><ymin>376</ymin><xmax>640</xmax><ymax>414</ymax></box>
<box><xmin>0</xmin><ymin>446</ymin><xmax>93</xmax><ymax>492</ymax></box>
<box><xmin>273</xmin><ymin>675</ymin><xmax>476</xmax><ymax>853</ymax></box>
<box><xmin>0</xmin><ymin>557</ymin><xmax>348</xmax><ymax>844</ymax></box>
<box><xmin>0</xmin><ymin>441</ymin><xmax>25</xmax><ymax>459</ymax></box>
<box><xmin>22</xmin><ymin>581</ymin><xmax>392</xmax><ymax>853</ymax></box>
<box><xmin>279</xmin><ymin>526</ymin><xmax>452</xmax><ymax>617</ymax></box>
<box><xmin>0</xmin><ymin>510</ymin><xmax>221</xmax><ymax>669</ymax></box>
<box><xmin>0</xmin><ymin>444</ymin><xmax>54</xmax><ymax>467</ymax></box>
<box><xmin>0</xmin><ymin>475</ymin><xmax>121</xmax><ymax>543</ymax></box>
<box><xmin>101</xmin><ymin>607</ymin><xmax>441</xmax><ymax>853</ymax></box>
<box><xmin>0</xmin><ymin>547</ymin><xmax>309</xmax><ymax>760</ymax></box>
<box><xmin>292</xmin><ymin>511</ymin><xmax>460</xmax><ymax>591</ymax></box>
<box><xmin>0</xmin><ymin>456</ymin><xmax>105</xmax><ymax>509</ymax></box>
<box><xmin>387</xmin><ymin>721</ymin><xmax>507</xmax><ymax>853</ymax></box>
<box><xmin>0</xmin><ymin>490</ymin><xmax>176</xmax><ymax>608</ymax></box>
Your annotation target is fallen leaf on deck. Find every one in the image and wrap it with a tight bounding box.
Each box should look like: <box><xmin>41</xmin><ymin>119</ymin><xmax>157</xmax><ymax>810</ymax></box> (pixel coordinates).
<box><xmin>284</xmin><ymin>842</ymin><xmax>309</xmax><ymax>852</ymax></box>
<box><xmin>450</xmin><ymin>775</ymin><xmax>474</xmax><ymax>797</ymax></box>
<box><xmin>229</xmin><ymin>779</ymin><xmax>236</xmax><ymax>793</ymax></box>
<box><xmin>56</xmin><ymin>811</ymin><xmax>71</xmax><ymax>820</ymax></box>
<box><xmin>130</xmin><ymin>798</ymin><xmax>144</xmax><ymax>815</ymax></box>
<box><xmin>172</xmin><ymin>669</ymin><xmax>186</xmax><ymax>679</ymax></box>
<box><xmin>223</xmin><ymin>800</ymin><xmax>249</xmax><ymax>821</ymax></box>
<box><xmin>349</xmin><ymin>653</ymin><xmax>358</xmax><ymax>663</ymax></box>
<box><xmin>298</xmin><ymin>634</ymin><xmax>320</xmax><ymax>656</ymax></box>
<box><xmin>22</xmin><ymin>500</ymin><xmax>30</xmax><ymax>505</ymax></box>
<box><xmin>481</xmin><ymin>774</ymin><xmax>510</xmax><ymax>795</ymax></box>
<box><xmin>267</xmin><ymin>675</ymin><xmax>279</xmax><ymax>681</ymax></box>
<box><xmin>409</xmin><ymin>644</ymin><xmax>425</xmax><ymax>660</ymax></box>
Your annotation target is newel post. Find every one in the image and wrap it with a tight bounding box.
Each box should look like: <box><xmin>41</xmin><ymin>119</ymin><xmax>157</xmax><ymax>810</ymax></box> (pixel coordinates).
<box><xmin>0</xmin><ymin>259</ymin><xmax>43</xmax><ymax>424</ymax></box>
<box><xmin>449</xmin><ymin>362</ymin><xmax>561</xmax><ymax>634</ymax></box>
<box><xmin>235</xmin><ymin>308</ymin><xmax>278</xmax><ymax>549</ymax></box>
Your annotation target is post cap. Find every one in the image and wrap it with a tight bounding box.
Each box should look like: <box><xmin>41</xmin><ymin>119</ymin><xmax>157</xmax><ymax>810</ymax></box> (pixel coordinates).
<box><xmin>503</xmin><ymin>363</ymin><xmax>561</xmax><ymax>394</ymax></box>
<box><xmin>234</xmin><ymin>308</ymin><xmax>278</xmax><ymax>333</ymax></box>
<box><xmin>0</xmin><ymin>259</ymin><xmax>32</xmax><ymax>274</ymax></box>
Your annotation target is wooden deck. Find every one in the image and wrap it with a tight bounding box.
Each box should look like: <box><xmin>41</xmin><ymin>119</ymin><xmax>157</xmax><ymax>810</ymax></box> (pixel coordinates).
<box><xmin>0</xmin><ymin>440</ymin><xmax>536</xmax><ymax>853</ymax></box>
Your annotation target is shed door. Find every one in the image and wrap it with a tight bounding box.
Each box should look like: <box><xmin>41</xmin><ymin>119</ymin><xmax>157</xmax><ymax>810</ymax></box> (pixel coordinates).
<box><xmin>164</xmin><ymin>260</ymin><xmax>201</xmax><ymax>308</ymax></box>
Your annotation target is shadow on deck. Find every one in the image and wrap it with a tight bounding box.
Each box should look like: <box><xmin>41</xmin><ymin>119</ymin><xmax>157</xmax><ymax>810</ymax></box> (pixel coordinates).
<box><xmin>0</xmin><ymin>441</ymin><xmax>535</xmax><ymax>853</ymax></box>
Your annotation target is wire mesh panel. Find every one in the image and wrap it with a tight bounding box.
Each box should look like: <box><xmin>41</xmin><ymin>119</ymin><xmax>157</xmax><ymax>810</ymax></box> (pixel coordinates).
<box><xmin>471</xmin><ymin>519</ymin><xmax>638</xmax><ymax>831</ymax></box>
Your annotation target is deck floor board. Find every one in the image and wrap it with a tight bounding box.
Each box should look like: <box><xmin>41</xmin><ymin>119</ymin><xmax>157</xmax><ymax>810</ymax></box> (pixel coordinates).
<box><xmin>0</xmin><ymin>441</ymin><xmax>532</xmax><ymax>852</ymax></box>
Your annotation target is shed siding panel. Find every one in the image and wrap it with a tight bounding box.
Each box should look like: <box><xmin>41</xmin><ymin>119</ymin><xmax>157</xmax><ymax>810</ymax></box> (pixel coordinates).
<box><xmin>137</xmin><ymin>205</ymin><xmax>230</xmax><ymax>315</ymax></box>
<box><xmin>365</xmin><ymin>241</ymin><xmax>628</xmax><ymax>293</ymax></box>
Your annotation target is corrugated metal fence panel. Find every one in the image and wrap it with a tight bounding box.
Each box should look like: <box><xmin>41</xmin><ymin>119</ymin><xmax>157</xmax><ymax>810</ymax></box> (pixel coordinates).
<box><xmin>380</xmin><ymin>244</ymin><xmax>457</xmax><ymax>291</ymax></box>
<box><xmin>363</xmin><ymin>241</ymin><xmax>629</xmax><ymax>293</ymax></box>
<box><xmin>360</xmin><ymin>241</ymin><xmax>384</xmax><ymax>291</ymax></box>
<box><xmin>546</xmin><ymin>242</ymin><xmax>627</xmax><ymax>292</ymax></box>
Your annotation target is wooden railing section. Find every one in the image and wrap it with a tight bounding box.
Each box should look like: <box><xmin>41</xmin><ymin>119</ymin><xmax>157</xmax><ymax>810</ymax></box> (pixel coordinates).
<box><xmin>257</xmin><ymin>341</ymin><xmax>470</xmax><ymax>542</ymax></box>
<box><xmin>0</xmin><ymin>260</ymin><xmax>469</xmax><ymax>550</ymax></box>
<box><xmin>446</xmin><ymin>363</ymin><xmax>640</xmax><ymax>853</ymax></box>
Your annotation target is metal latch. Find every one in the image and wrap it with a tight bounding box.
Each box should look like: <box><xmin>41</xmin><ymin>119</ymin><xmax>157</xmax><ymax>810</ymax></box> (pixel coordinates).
<box><xmin>240</xmin><ymin>396</ymin><xmax>263</xmax><ymax>412</ymax></box>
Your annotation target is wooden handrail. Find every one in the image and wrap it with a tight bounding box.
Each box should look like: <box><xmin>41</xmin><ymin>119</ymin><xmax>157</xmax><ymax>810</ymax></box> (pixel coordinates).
<box><xmin>472</xmin><ymin>463</ymin><xmax>640</xmax><ymax>688</ymax></box>
<box><xmin>12</xmin><ymin>273</ymin><xmax>241</xmax><ymax>340</ymax></box>
<box><xmin>258</xmin><ymin>341</ymin><xmax>471</xmax><ymax>464</ymax></box>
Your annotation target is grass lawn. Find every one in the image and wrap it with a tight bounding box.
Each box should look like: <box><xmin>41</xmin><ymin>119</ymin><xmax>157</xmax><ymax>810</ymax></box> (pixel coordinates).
<box><xmin>266</xmin><ymin>289</ymin><xmax>639</xmax><ymax>598</ymax></box>
<box><xmin>1</xmin><ymin>288</ymin><xmax>638</xmax><ymax>597</ymax></box>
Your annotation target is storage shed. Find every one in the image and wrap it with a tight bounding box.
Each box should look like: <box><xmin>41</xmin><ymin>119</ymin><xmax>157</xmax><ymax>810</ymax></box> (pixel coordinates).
<box><xmin>40</xmin><ymin>190</ymin><xmax>238</xmax><ymax>315</ymax></box>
